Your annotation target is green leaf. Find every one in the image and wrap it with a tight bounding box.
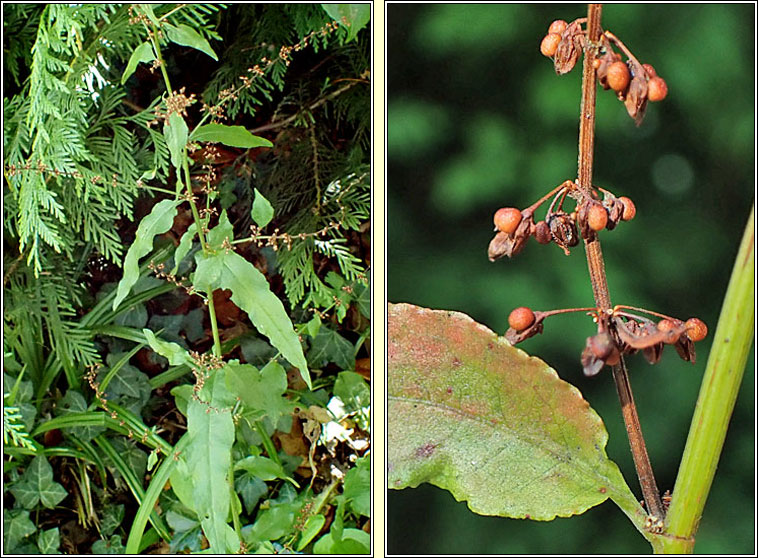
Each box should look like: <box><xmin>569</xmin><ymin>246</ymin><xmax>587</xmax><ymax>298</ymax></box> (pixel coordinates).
<box><xmin>91</xmin><ymin>535</ymin><xmax>125</xmax><ymax>554</ymax></box>
<box><xmin>112</xmin><ymin>199</ymin><xmax>180</xmax><ymax>310</ymax></box>
<box><xmin>244</xmin><ymin>497</ymin><xmax>303</xmax><ymax>544</ymax></box>
<box><xmin>342</xmin><ymin>454</ymin><xmax>370</xmax><ymax>517</ymax></box>
<box><xmin>164</xmin><ymin>112</ymin><xmax>189</xmax><ymax>170</ymax></box>
<box><xmin>191</xmin><ymin>123</ymin><xmax>272</xmax><ymax>148</ymax></box>
<box><xmin>143</xmin><ymin>329</ymin><xmax>193</xmax><ymax>367</ymax></box>
<box><xmin>296</xmin><ymin>514</ymin><xmax>326</xmax><ymax>551</ymax></box>
<box><xmin>306</xmin><ymin>326</ymin><xmax>354</xmax><ymax>370</ymax></box>
<box><xmin>3</xmin><ymin>509</ymin><xmax>37</xmax><ymax>550</ymax></box>
<box><xmin>251</xmin><ymin>188</ymin><xmax>274</xmax><ymax>228</ymax></box>
<box><xmin>225</xmin><ymin>361</ymin><xmax>291</xmax><ymax>420</ymax></box>
<box><xmin>321</xmin><ymin>4</ymin><xmax>370</xmax><ymax>42</ymax></box>
<box><xmin>334</xmin><ymin>371</ymin><xmax>370</xmax><ymax>413</ymax></box>
<box><xmin>165</xmin><ymin>23</ymin><xmax>218</xmax><ymax>61</ymax></box>
<box><xmin>9</xmin><ymin>455</ymin><xmax>67</xmax><ymax>510</ymax></box>
<box><xmin>121</xmin><ymin>42</ymin><xmax>155</xmax><ymax>85</ymax></box>
<box><xmin>313</xmin><ymin>527</ymin><xmax>370</xmax><ymax>554</ymax></box>
<box><xmin>186</xmin><ymin>370</ymin><xmax>238</xmax><ymax>553</ymax></box>
<box><xmin>37</xmin><ymin>527</ymin><xmax>60</xmax><ymax>554</ymax></box>
<box><xmin>172</xmin><ymin>223</ymin><xmax>197</xmax><ymax>274</ymax></box>
<box><xmin>234</xmin><ymin>455</ymin><xmax>287</xmax><ymax>481</ymax></box>
<box><xmin>194</xmin><ymin>249</ymin><xmax>310</xmax><ymax>388</ymax></box>
<box><xmin>387</xmin><ymin>303</ymin><xmax>640</xmax><ymax>521</ymax></box>
<box><xmin>305</xmin><ymin>315</ymin><xmax>322</xmax><ymax>339</ymax></box>
<box><xmin>207</xmin><ymin>209</ymin><xmax>234</xmax><ymax>248</ymax></box>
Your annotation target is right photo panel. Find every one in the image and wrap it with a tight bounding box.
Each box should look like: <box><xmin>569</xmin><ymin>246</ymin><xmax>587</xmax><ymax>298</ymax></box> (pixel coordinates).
<box><xmin>386</xmin><ymin>3</ymin><xmax>755</xmax><ymax>555</ymax></box>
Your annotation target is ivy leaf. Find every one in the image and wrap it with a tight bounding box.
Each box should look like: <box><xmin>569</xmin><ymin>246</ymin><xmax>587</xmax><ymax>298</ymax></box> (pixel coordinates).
<box><xmin>165</xmin><ymin>23</ymin><xmax>218</xmax><ymax>61</ymax></box>
<box><xmin>194</xmin><ymin>249</ymin><xmax>310</xmax><ymax>389</ymax></box>
<box><xmin>91</xmin><ymin>535</ymin><xmax>125</xmax><ymax>554</ymax></box>
<box><xmin>251</xmin><ymin>188</ymin><xmax>274</xmax><ymax>228</ymax></box>
<box><xmin>342</xmin><ymin>454</ymin><xmax>370</xmax><ymax>517</ymax></box>
<box><xmin>190</xmin><ymin>123</ymin><xmax>272</xmax><ymax>148</ymax></box>
<box><xmin>9</xmin><ymin>455</ymin><xmax>67</xmax><ymax>510</ymax></box>
<box><xmin>321</xmin><ymin>4</ymin><xmax>370</xmax><ymax>42</ymax></box>
<box><xmin>388</xmin><ymin>303</ymin><xmax>641</xmax><ymax>521</ymax></box>
<box><xmin>164</xmin><ymin>112</ymin><xmax>189</xmax><ymax>170</ymax></box>
<box><xmin>334</xmin><ymin>371</ymin><xmax>370</xmax><ymax>413</ymax></box>
<box><xmin>306</xmin><ymin>326</ymin><xmax>354</xmax><ymax>370</ymax></box>
<box><xmin>3</xmin><ymin>509</ymin><xmax>37</xmax><ymax>550</ymax></box>
<box><xmin>313</xmin><ymin>528</ymin><xmax>370</xmax><ymax>554</ymax></box>
<box><xmin>112</xmin><ymin>199</ymin><xmax>180</xmax><ymax>310</ymax></box>
<box><xmin>37</xmin><ymin>527</ymin><xmax>60</xmax><ymax>554</ymax></box>
<box><xmin>121</xmin><ymin>42</ymin><xmax>155</xmax><ymax>85</ymax></box>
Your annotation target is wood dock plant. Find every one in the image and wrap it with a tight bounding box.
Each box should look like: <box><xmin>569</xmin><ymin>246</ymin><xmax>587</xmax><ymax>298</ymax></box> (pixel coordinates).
<box><xmin>388</xmin><ymin>4</ymin><xmax>754</xmax><ymax>553</ymax></box>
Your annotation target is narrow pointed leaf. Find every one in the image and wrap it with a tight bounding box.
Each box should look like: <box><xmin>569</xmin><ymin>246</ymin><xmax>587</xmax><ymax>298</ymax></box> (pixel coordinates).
<box><xmin>251</xmin><ymin>188</ymin><xmax>274</xmax><ymax>228</ymax></box>
<box><xmin>113</xmin><ymin>200</ymin><xmax>180</xmax><ymax>310</ymax></box>
<box><xmin>191</xmin><ymin>123</ymin><xmax>272</xmax><ymax>149</ymax></box>
<box><xmin>388</xmin><ymin>303</ymin><xmax>639</xmax><ymax>521</ymax></box>
<box><xmin>164</xmin><ymin>112</ymin><xmax>188</xmax><ymax>170</ymax></box>
<box><xmin>194</xmin><ymin>250</ymin><xmax>310</xmax><ymax>389</ymax></box>
<box><xmin>165</xmin><ymin>23</ymin><xmax>218</xmax><ymax>61</ymax></box>
<box><xmin>121</xmin><ymin>42</ymin><xmax>155</xmax><ymax>85</ymax></box>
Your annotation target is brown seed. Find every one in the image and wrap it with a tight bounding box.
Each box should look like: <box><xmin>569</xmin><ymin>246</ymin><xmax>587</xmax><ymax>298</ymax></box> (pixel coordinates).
<box><xmin>619</xmin><ymin>196</ymin><xmax>636</xmax><ymax>221</ymax></box>
<box><xmin>685</xmin><ymin>318</ymin><xmax>708</xmax><ymax>342</ymax></box>
<box><xmin>648</xmin><ymin>76</ymin><xmax>668</xmax><ymax>102</ymax></box>
<box><xmin>493</xmin><ymin>207</ymin><xmax>522</xmax><ymax>234</ymax></box>
<box><xmin>508</xmin><ymin>307</ymin><xmax>536</xmax><ymax>332</ymax></box>
<box><xmin>548</xmin><ymin>19</ymin><xmax>568</xmax><ymax>35</ymax></box>
<box><xmin>607</xmin><ymin>61</ymin><xmax>631</xmax><ymax>92</ymax></box>
<box><xmin>540</xmin><ymin>33</ymin><xmax>561</xmax><ymax>58</ymax></box>
<box><xmin>587</xmin><ymin>203</ymin><xmax>608</xmax><ymax>231</ymax></box>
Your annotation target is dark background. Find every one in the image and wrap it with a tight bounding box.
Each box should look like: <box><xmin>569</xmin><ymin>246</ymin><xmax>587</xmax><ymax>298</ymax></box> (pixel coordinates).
<box><xmin>387</xmin><ymin>4</ymin><xmax>755</xmax><ymax>554</ymax></box>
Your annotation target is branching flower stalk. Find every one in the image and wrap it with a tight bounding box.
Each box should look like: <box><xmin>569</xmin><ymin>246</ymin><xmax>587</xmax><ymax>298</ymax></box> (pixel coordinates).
<box><xmin>490</xmin><ymin>3</ymin><xmax>709</xmax><ymax>532</ymax></box>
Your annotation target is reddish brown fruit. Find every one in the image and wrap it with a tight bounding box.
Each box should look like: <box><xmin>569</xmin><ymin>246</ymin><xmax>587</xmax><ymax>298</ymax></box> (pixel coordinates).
<box><xmin>647</xmin><ymin>76</ymin><xmax>668</xmax><ymax>101</ymax></box>
<box><xmin>619</xmin><ymin>196</ymin><xmax>636</xmax><ymax>221</ymax></box>
<box><xmin>587</xmin><ymin>203</ymin><xmax>608</xmax><ymax>231</ymax></box>
<box><xmin>548</xmin><ymin>19</ymin><xmax>568</xmax><ymax>35</ymax></box>
<box><xmin>607</xmin><ymin>61</ymin><xmax>631</xmax><ymax>92</ymax></box>
<box><xmin>508</xmin><ymin>307</ymin><xmax>536</xmax><ymax>332</ymax></box>
<box><xmin>540</xmin><ymin>33</ymin><xmax>561</xmax><ymax>58</ymax></box>
<box><xmin>642</xmin><ymin>63</ymin><xmax>657</xmax><ymax>78</ymax></box>
<box><xmin>494</xmin><ymin>207</ymin><xmax>523</xmax><ymax>235</ymax></box>
<box><xmin>685</xmin><ymin>318</ymin><xmax>708</xmax><ymax>342</ymax></box>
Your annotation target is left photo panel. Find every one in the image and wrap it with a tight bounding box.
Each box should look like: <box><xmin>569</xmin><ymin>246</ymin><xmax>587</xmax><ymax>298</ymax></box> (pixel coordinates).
<box><xmin>2</xmin><ymin>3</ymin><xmax>371</xmax><ymax>555</ymax></box>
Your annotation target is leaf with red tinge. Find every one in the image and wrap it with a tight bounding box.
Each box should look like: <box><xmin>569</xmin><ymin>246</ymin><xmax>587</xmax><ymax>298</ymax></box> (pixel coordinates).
<box><xmin>388</xmin><ymin>303</ymin><xmax>645</xmax><ymax>523</ymax></box>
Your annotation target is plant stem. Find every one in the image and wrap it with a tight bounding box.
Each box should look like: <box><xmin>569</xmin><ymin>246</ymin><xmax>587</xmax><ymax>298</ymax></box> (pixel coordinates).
<box><xmin>662</xmin><ymin>205</ymin><xmax>755</xmax><ymax>553</ymax></box>
<box><xmin>577</xmin><ymin>3</ymin><xmax>665</xmax><ymax>522</ymax></box>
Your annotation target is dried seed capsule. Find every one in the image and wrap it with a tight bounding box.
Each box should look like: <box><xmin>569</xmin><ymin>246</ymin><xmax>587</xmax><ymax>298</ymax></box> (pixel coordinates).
<box><xmin>587</xmin><ymin>203</ymin><xmax>609</xmax><ymax>231</ymax></box>
<box><xmin>508</xmin><ymin>307</ymin><xmax>535</xmax><ymax>332</ymax></box>
<box><xmin>548</xmin><ymin>19</ymin><xmax>568</xmax><ymax>35</ymax></box>
<box><xmin>685</xmin><ymin>318</ymin><xmax>708</xmax><ymax>342</ymax></box>
<box><xmin>607</xmin><ymin>61</ymin><xmax>631</xmax><ymax>92</ymax></box>
<box><xmin>619</xmin><ymin>196</ymin><xmax>636</xmax><ymax>221</ymax></box>
<box><xmin>642</xmin><ymin>63</ymin><xmax>657</xmax><ymax>78</ymax></box>
<box><xmin>656</xmin><ymin>319</ymin><xmax>682</xmax><ymax>344</ymax></box>
<box><xmin>493</xmin><ymin>207</ymin><xmax>523</xmax><ymax>234</ymax></box>
<box><xmin>548</xmin><ymin>212</ymin><xmax>579</xmax><ymax>252</ymax></box>
<box><xmin>540</xmin><ymin>33</ymin><xmax>562</xmax><ymax>58</ymax></box>
<box><xmin>647</xmin><ymin>76</ymin><xmax>668</xmax><ymax>102</ymax></box>
<box><xmin>534</xmin><ymin>220</ymin><xmax>551</xmax><ymax>244</ymax></box>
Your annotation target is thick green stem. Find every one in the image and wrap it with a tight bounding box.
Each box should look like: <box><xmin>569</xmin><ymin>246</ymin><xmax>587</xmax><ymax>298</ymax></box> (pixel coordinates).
<box><xmin>662</xmin><ymin>206</ymin><xmax>755</xmax><ymax>553</ymax></box>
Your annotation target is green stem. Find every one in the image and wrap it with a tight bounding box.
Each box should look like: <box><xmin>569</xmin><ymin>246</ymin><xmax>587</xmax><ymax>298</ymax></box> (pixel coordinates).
<box><xmin>662</xmin><ymin>205</ymin><xmax>755</xmax><ymax>553</ymax></box>
<box><xmin>255</xmin><ymin>420</ymin><xmax>282</xmax><ymax>467</ymax></box>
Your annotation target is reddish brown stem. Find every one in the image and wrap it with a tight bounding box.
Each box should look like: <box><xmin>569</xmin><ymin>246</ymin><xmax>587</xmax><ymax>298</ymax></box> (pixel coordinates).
<box><xmin>578</xmin><ymin>4</ymin><xmax>665</xmax><ymax>523</ymax></box>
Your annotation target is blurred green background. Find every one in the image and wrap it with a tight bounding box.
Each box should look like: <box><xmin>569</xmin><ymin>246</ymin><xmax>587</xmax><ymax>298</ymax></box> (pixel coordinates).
<box><xmin>387</xmin><ymin>4</ymin><xmax>755</xmax><ymax>554</ymax></box>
